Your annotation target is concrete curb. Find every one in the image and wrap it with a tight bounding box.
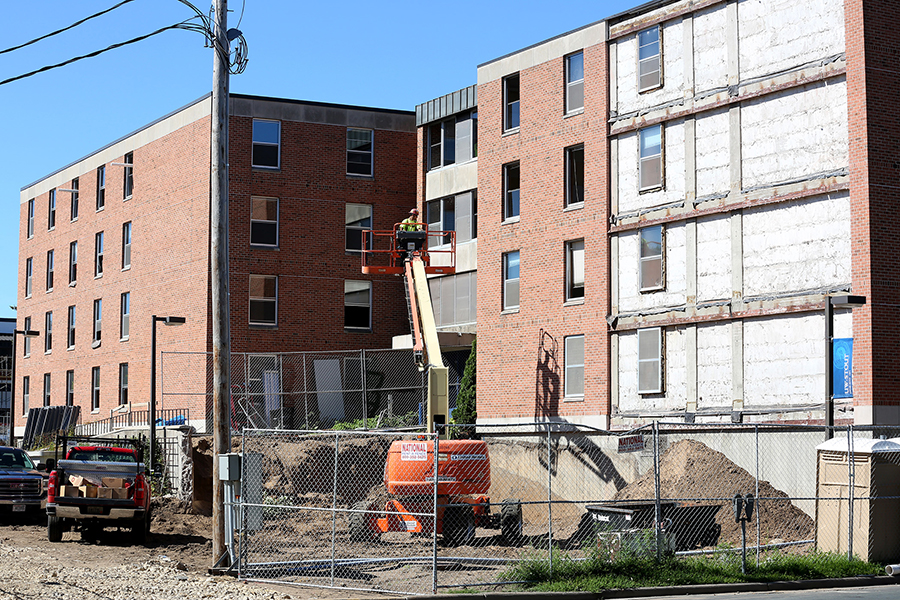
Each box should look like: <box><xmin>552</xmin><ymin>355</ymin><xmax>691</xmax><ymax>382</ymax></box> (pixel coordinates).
<box><xmin>404</xmin><ymin>575</ymin><xmax>900</xmax><ymax>600</ymax></box>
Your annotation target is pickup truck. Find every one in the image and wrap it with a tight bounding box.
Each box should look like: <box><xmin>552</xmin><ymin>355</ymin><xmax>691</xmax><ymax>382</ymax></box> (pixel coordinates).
<box><xmin>46</xmin><ymin>437</ymin><xmax>151</xmax><ymax>543</ymax></box>
<box><xmin>0</xmin><ymin>446</ymin><xmax>49</xmax><ymax>517</ymax></box>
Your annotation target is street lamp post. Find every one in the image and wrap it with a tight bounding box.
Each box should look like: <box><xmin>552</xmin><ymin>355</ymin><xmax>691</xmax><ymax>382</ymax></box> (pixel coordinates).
<box><xmin>150</xmin><ymin>315</ymin><xmax>185</xmax><ymax>473</ymax></box>
<box><xmin>826</xmin><ymin>294</ymin><xmax>866</xmax><ymax>439</ymax></box>
<box><xmin>9</xmin><ymin>328</ymin><xmax>39</xmax><ymax>447</ymax></box>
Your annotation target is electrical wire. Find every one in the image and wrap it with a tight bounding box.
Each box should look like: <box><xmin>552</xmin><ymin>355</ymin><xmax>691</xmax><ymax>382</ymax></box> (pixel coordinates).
<box><xmin>0</xmin><ymin>18</ymin><xmax>200</xmax><ymax>88</ymax></box>
<box><xmin>235</xmin><ymin>0</ymin><xmax>247</xmax><ymax>30</ymax></box>
<box><xmin>0</xmin><ymin>0</ymin><xmax>136</xmax><ymax>56</ymax></box>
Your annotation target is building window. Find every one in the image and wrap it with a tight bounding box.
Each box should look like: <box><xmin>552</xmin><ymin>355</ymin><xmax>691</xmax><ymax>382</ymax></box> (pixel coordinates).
<box><xmin>120</xmin><ymin>292</ymin><xmax>130</xmax><ymax>340</ymax></box>
<box><xmin>638</xmin><ymin>26</ymin><xmax>662</xmax><ymax>92</ymax></box>
<box><xmin>96</xmin><ymin>165</ymin><xmax>105</xmax><ymax>210</ymax></box>
<box><xmin>503</xmin><ymin>74</ymin><xmax>520</xmax><ymax>132</ymax></box>
<box><xmin>427</xmin><ymin>196</ymin><xmax>454</xmax><ymax>248</ymax></box>
<box><xmin>23</xmin><ymin>316</ymin><xmax>32</xmax><ymax>357</ymax></box>
<box><xmin>565</xmin><ymin>335</ymin><xmax>585</xmax><ymax>398</ymax></box>
<box><xmin>22</xmin><ymin>376</ymin><xmax>29</xmax><ymax>415</ymax></box>
<box><xmin>70</xmin><ymin>177</ymin><xmax>79</xmax><ymax>220</ymax></box>
<box><xmin>250</xmin><ymin>197</ymin><xmax>278</xmax><ymax>247</ymax></box>
<box><xmin>503</xmin><ymin>251</ymin><xmax>520</xmax><ymax>311</ymax></box>
<box><xmin>27</xmin><ymin>199</ymin><xmax>34</xmax><ymax>238</ymax></box>
<box><xmin>48</xmin><ymin>189</ymin><xmax>56</xmax><ymax>230</ymax></box>
<box><xmin>347</xmin><ymin>128</ymin><xmax>373</xmax><ymax>176</ymax></box>
<box><xmin>638</xmin><ymin>327</ymin><xmax>663</xmax><ymax>394</ymax></box>
<box><xmin>119</xmin><ymin>363</ymin><xmax>128</xmax><ymax>406</ymax></box>
<box><xmin>428</xmin><ymin>271</ymin><xmax>478</xmax><ymax>328</ymax></box>
<box><xmin>92</xmin><ymin>299</ymin><xmax>102</xmax><ymax>346</ymax></box>
<box><xmin>123</xmin><ymin>152</ymin><xmax>133</xmax><ymax>199</ymax></box>
<box><xmin>43</xmin><ymin>373</ymin><xmax>51</xmax><ymax>407</ymax></box>
<box><xmin>67</xmin><ymin>305</ymin><xmax>75</xmax><ymax>349</ymax></box>
<box><xmin>252</xmin><ymin>119</ymin><xmax>280</xmax><ymax>168</ymax></box>
<box><xmin>46</xmin><ymin>250</ymin><xmax>54</xmax><ymax>291</ymax></box>
<box><xmin>427</xmin><ymin>192</ymin><xmax>476</xmax><ymax>246</ymax></box>
<box><xmin>565</xmin><ymin>52</ymin><xmax>584</xmax><ymax>114</ymax></box>
<box><xmin>503</xmin><ymin>162</ymin><xmax>520</xmax><ymax>221</ymax></box>
<box><xmin>122</xmin><ymin>222</ymin><xmax>132</xmax><ymax>269</ymax></box>
<box><xmin>66</xmin><ymin>370</ymin><xmax>74</xmax><ymax>406</ymax></box>
<box><xmin>91</xmin><ymin>367</ymin><xmax>100</xmax><ymax>411</ymax></box>
<box><xmin>25</xmin><ymin>257</ymin><xmax>32</xmax><ymax>297</ymax></box>
<box><xmin>427</xmin><ymin>112</ymin><xmax>477</xmax><ymax>170</ymax></box>
<box><xmin>44</xmin><ymin>311</ymin><xmax>52</xmax><ymax>353</ymax></box>
<box><xmin>566</xmin><ymin>239</ymin><xmax>585</xmax><ymax>301</ymax></box>
<box><xmin>344</xmin><ymin>280</ymin><xmax>372</xmax><ymax>330</ymax></box>
<box><xmin>68</xmin><ymin>241</ymin><xmax>77</xmax><ymax>285</ymax></box>
<box><xmin>94</xmin><ymin>231</ymin><xmax>104</xmax><ymax>277</ymax></box>
<box><xmin>249</xmin><ymin>275</ymin><xmax>277</xmax><ymax>325</ymax></box>
<box><xmin>565</xmin><ymin>144</ymin><xmax>584</xmax><ymax>207</ymax></box>
<box><xmin>639</xmin><ymin>125</ymin><xmax>663</xmax><ymax>191</ymax></box>
<box><xmin>345</xmin><ymin>203</ymin><xmax>372</xmax><ymax>252</ymax></box>
<box><xmin>639</xmin><ymin>226</ymin><xmax>664</xmax><ymax>291</ymax></box>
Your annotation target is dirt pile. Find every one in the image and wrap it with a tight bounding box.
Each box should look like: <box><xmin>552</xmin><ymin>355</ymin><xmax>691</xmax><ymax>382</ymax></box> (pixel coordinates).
<box><xmin>614</xmin><ymin>439</ymin><xmax>814</xmax><ymax>547</ymax></box>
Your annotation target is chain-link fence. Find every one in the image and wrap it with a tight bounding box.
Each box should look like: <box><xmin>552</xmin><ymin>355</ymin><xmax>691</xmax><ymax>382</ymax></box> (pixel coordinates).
<box><xmin>160</xmin><ymin>349</ymin><xmax>468</xmax><ymax>435</ymax></box>
<box><xmin>231</xmin><ymin>423</ymin><xmax>900</xmax><ymax>595</ymax></box>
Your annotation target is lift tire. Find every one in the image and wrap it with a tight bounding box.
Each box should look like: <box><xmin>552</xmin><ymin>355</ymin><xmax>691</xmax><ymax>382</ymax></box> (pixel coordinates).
<box><xmin>48</xmin><ymin>516</ymin><xmax>63</xmax><ymax>543</ymax></box>
<box><xmin>500</xmin><ymin>499</ymin><xmax>524</xmax><ymax>546</ymax></box>
<box><xmin>349</xmin><ymin>501</ymin><xmax>380</xmax><ymax>542</ymax></box>
<box><xmin>442</xmin><ymin>505</ymin><xmax>475</xmax><ymax>547</ymax></box>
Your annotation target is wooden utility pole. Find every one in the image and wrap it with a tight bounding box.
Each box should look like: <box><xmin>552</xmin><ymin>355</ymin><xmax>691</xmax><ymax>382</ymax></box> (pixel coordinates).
<box><xmin>210</xmin><ymin>0</ymin><xmax>232</xmax><ymax>568</ymax></box>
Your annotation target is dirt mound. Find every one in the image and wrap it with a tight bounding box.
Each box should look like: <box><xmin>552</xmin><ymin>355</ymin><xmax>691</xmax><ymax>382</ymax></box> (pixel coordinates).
<box><xmin>151</xmin><ymin>495</ymin><xmax>211</xmax><ymax>538</ymax></box>
<box><xmin>614</xmin><ymin>439</ymin><xmax>814</xmax><ymax>547</ymax></box>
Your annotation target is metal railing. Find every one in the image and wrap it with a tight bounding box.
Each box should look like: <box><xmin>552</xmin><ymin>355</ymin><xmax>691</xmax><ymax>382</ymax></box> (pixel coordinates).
<box><xmin>75</xmin><ymin>408</ymin><xmax>190</xmax><ymax>437</ymax></box>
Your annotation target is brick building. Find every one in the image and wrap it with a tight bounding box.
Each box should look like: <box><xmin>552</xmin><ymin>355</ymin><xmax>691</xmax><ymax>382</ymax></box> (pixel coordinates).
<box><xmin>432</xmin><ymin>0</ymin><xmax>898</xmax><ymax>429</ymax></box>
<box><xmin>15</xmin><ymin>93</ymin><xmax>416</xmax><ymax>436</ymax></box>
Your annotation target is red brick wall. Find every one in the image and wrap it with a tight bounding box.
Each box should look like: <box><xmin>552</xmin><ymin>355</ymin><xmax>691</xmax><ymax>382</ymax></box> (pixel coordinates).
<box><xmin>477</xmin><ymin>42</ymin><xmax>610</xmax><ymax>422</ymax></box>
<box><xmin>846</xmin><ymin>0</ymin><xmax>900</xmax><ymax>420</ymax></box>
<box><xmin>227</xmin><ymin>116</ymin><xmax>416</xmax><ymax>354</ymax></box>
<box><xmin>16</xmin><ymin>115</ymin><xmax>212</xmax><ymax>430</ymax></box>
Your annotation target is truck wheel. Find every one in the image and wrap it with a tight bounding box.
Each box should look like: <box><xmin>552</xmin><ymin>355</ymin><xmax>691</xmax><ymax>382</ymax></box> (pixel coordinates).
<box><xmin>47</xmin><ymin>516</ymin><xmax>63</xmax><ymax>543</ymax></box>
<box><xmin>443</xmin><ymin>506</ymin><xmax>475</xmax><ymax>547</ymax></box>
<box><xmin>132</xmin><ymin>508</ymin><xmax>151</xmax><ymax>544</ymax></box>
<box><xmin>349</xmin><ymin>501</ymin><xmax>379</xmax><ymax>542</ymax></box>
<box><xmin>500</xmin><ymin>499</ymin><xmax>524</xmax><ymax>546</ymax></box>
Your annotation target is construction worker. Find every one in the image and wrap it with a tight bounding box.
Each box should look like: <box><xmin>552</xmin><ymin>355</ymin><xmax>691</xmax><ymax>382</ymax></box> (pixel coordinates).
<box><xmin>399</xmin><ymin>208</ymin><xmax>422</xmax><ymax>231</ymax></box>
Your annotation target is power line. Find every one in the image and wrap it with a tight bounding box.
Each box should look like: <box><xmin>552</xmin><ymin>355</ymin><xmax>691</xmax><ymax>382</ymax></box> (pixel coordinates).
<box><xmin>0</xmin><ymin>0</ymin><xmax>136</xmax><ymax>56</ymax></box>
<box><xmin>0</xmin><ymin>19</ymin><xmax>198</xmax><ymax>88</ymax></box>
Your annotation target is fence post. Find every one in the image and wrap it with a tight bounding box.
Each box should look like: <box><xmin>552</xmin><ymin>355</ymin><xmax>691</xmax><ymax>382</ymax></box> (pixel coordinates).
<box><xmin>653</xmin><ymin>421</ymin><xmax>662</xmax><ymax>561</ymax></box>
<box><xmin>302</xmin><ymin>353</ymin><xmax>309</xmax><ymax>430</ymax></box>
<box><xmin>331</xmin><ymin>431</ymin><xmax>339</xmax><ymax>586</ymax></box>
<box><xmin>432</xmin><ymin>431</ymin><xmax>439</xmax><ymax>594</ymax></box>
<box><xmin>547</xmin><ymin>426</ymin><xmax>553</xmax><ymax>575</ymax></box>
<box><xmin>848</xmin><ymin>425</ymin><xmax>854</xmax><ymax>561</ymax></box>
<box><xmin>361</xmin><ymin>350</ymin><xmax>368</xmax><ymax>429</ymax></box>
<box><xmin>755</xmin><ymin>424</ymin><xmax>760</xmax><ymax>566</ymax></box>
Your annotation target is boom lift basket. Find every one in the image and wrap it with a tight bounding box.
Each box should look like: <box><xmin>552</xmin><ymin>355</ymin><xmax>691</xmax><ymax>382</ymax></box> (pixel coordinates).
<box><xmin>361</xmin><ymin>224</ymin><xmax>456</xmax><ymax>275</ymax></box>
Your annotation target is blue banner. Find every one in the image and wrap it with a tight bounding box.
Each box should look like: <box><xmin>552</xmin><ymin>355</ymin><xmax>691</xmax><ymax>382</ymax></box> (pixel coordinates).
<box><xmin>833</xmin><ymin>338</ymin><xmax>854</xmax><ymax>399</ymax></box>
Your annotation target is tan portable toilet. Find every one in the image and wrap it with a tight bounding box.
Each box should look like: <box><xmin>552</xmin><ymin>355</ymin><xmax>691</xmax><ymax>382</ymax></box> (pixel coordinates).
<box><xmin>815</xmin><ymin>437</ymin><xmax>900</xmax><ymax>562</ymax></box>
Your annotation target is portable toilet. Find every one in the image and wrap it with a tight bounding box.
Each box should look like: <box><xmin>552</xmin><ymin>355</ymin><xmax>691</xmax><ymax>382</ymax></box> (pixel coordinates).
<box><xmin>815</xmin><ymin>437</ymin><xmax>900</xmax><ymax>562</ymax></box>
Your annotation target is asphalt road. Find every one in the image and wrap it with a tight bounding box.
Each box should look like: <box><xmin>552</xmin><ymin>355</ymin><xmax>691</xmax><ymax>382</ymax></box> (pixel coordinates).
<box><xmin>649</xmin><ymin>584</ymin><xmax>900</xmax><ymax>600</ymax></box>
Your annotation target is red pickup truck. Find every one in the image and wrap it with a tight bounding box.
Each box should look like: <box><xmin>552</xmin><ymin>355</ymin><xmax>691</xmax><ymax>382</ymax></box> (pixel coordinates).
<box><xmin>46</xmin><ymin>437</ymin><xmax>151</xmax><ymax>543</ymax></box>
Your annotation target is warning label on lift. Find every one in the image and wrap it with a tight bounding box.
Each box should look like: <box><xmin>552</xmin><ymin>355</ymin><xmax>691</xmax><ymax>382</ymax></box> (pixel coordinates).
<box><xmin>401</xmin><ymin>442</ymin><xmax>428</xmax><ymax>461</ymax></box>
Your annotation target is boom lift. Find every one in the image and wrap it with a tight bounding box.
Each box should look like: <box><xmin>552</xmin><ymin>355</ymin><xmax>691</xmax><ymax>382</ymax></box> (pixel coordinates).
<box><xmin>358</xmin><ymin>223</ymin><xmax>523</xmax><ymax>546</ymax></box>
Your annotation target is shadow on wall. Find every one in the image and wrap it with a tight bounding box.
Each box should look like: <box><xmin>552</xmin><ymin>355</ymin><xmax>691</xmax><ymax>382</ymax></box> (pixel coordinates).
<box><xmin>535</xmin><ymin>329</ymin><xmax>561</xmax><ymax>419</ymax></box>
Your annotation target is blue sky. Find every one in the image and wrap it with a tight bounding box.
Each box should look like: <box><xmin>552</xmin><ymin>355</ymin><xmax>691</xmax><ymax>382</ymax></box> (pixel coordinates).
<box><xmin>0</xmin><ymin>0</ymin><xmax>634</xmax><ymax>320</ymax></box>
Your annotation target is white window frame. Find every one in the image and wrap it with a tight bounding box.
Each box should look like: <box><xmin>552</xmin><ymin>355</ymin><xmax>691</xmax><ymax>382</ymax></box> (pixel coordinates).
<box><xmin>344</xmin><ymin>280</ymin><xmax>372</xmax><ymax>330</ymax></box>
<box><xmin>70</xmin><ymin>177</ymin><xmax>79</xmax><ymax>221</ymax></box>
<box><xmin>347</xmin><ymin>128</ymin><xmax>373</xmax><ymax>176</ymax></box>
<box><xmin>27</xmin><ymin>199</ymin><xmax>34</xmax><ymax>238</ymax></box>
<box><xmin>345</xmin><ymin>203</ymin><xmax>373</xmax><ymax>253</ymax></box>
<box><xmin>92</xmin><ymin>298</ymin><xmax>102</xmax><ymax>347</ymax></box>
<box><xmin>565</xmin><ymin>52</ymin><xmax>584</xmax><ymax>114</ymax></box>
<box><xmin>119</xmin><ymin>363</ymin><xmax>129</xmax><ymax>406</ymax></box>
<box><xmin>67</xmin><ymin>305</ymin><xmax>75</xmax><ymax>349</ymax></box>
<box><xmin>637</xmin><ymin>26</ymin><xmax>662</xmax><ymax>93</ymax></box>
<box><xmin>565</xmin><ymin>239</ymin><xmax>585</xmax><ymax>302</ymax></box>
<box><xmin>25</xmin><ymin>257</ymin><xmax>32</xmax><ymax>297</ymax></box>
<box><xmin>94</xmin><ymin>231</ymin><xmax>104</xmax><ymax>277</ymax></box>
<box><xmin>120</xmin><ymin>292</ymin><xmax>130</xmax><ymax>340</ymax></box>
<box><xmin>503</xmin><ymin>162</ymin><xmax>520</xmax><ymax>221</ymax></box>
<box><xmin>249</xmin><ymin>275</ymin><xmax>278</xmax><ymax>326</ymax></box>
<box><xmin>48</xmin><ymin>189</ymin><xmax>56</xmax><ymax>230</ymax></box>
<box><xmin>66</xmin><ymin>370</ymin><xmax>74</xmax><ymax>406</ymax></box>
<box><xmin>503</xmin><ymin>251</ymin><xmax>520</xmax><ymax>311</ymax></box>
<box><xmin>639</xmin><ymin>225</ymin><xmax>665</xmax><ymax>292</ymax></box>
<box><xmin>250</xmin><ymin>197</ymin><xmax>279</xmax><ymax>247</ymax></box>
<box><xmin>44</xmin><ymin>311</ymin><xmax>52</xmax><ymax>354</ymax></box>
<box><xmin>23</xmin><ymin>317</ymin><xmax>32</xmax><ymax>357</ymax></box>
<box><xmin>45</xmin><ymin>250</ymin><xmax>54</xmax><ymax>292</ymax></box>
<box><xmin>22</xmin><ymin>376</ymin><xmax>29</xmax><ymax>415</ymax></box>
<box><xmin>639</xmin><ymin>124</ymin><xmax>664</xmax><ymax>191</ymax></box>
<box><xmin>123</xmin><ymin>152</ymin><xmax>134</xmax><ymax>200</ymax></box>
<box><xmin>43</xmin><ymin>373</ymin><xmax>51</xmax><ymax>407</ymax></box>
<box><xmin>69</xmin><ymin>241</ymin><xmax>77</xmax><ymax>285</ymax></box>
<box><xmin>96</xmin><ymin>165</ymin><xmax>105</xmax><ymax>210</ymax></box>
<box><xmin>122</xmin><ymin>222</ymin><xmax>132</xmax><ymax>270</ymax></box>
<box><xmin>564</xmin><ymin>335</ymin><xmax>585</xmax><ymax>398</ymax></box>
<box><xmin>91</xmin><ymin>366</ymin><xmax>100</xmax><ymax>411</ymax></box>
<box><xmin>503</xmin><ymin>73</ymin><xmax>520</xmax><ymax>132</ymax></box>
<box><xmin>637</xmin><ymin>327</ymin><xmax>663</xmax><ymax>394</ymax></box>
<box><xmin>565</xmin><ymin>144</ymin><xmax>584</xmax><ymax>207</ymax></box>
<box><xmin>252</xmin><ymin>119</ymin><xmax>281</xmax><ymax>169</ymax></box>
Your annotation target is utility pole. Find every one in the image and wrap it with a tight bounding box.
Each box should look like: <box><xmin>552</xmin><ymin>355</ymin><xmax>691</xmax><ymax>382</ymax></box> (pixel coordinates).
<box><xmin>210</xmin><ymin>0</ymin><xmax>232</xmax><ymax>568</ymax></box>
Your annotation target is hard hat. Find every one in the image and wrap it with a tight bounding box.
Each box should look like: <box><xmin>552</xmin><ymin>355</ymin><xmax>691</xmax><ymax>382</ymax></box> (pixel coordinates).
<box><xmin>409</xmin><ymin>208</ymin><xmax>419</xmax><ymax>215</ymax></box>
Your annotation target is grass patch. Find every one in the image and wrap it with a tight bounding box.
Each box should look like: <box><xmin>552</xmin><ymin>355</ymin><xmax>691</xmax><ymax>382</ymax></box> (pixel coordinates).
<box><xmin>500</xmin><ymin>549</ymin><xmax>882</xmax><ymax>592</ymax></box>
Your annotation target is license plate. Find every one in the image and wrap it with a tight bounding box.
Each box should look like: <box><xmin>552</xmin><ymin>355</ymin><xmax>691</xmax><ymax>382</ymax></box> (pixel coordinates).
<box><xmin>85</xmin><ymin>506</ymin><xmax>103</xmax><ymax>515</ymax></box>
<box><xmin>12</xmin><ymin>505</ymin><xmax>25</xmax><ymax>513</ymax></box>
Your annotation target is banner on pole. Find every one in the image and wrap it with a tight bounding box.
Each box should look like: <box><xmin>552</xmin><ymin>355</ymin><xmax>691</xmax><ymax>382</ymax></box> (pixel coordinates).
<box><xmin>833</xmin><ymin>338</ymin><xmax>854</xmax><ymax>399</ymax></box>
